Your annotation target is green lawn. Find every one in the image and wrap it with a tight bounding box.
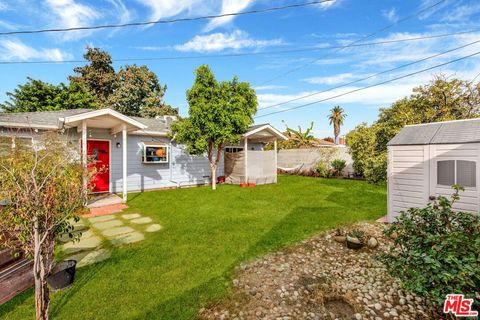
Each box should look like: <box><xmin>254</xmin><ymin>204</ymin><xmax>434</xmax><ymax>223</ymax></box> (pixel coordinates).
<box><xmin>0</xmin><ymin>175</ymin><xmax>386</xmax><ymax>320</ymax></box>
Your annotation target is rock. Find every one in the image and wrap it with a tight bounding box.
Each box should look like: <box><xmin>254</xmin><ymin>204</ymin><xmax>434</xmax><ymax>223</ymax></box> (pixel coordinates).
<box><xmin>354</xmin><ymin>313</ymin><xmax>362</xmax><ymax>320</ymax></box>
<box><xmin>367</xmin><ymin>237</ymin><xmax>378</xmax><ymax>248</ymax></box>
<box><xmin>334</xmin><ymin>235</ymin><xmax>346</xmax><ymax>243</ymax></box>
<box><xmin>346</xmin><ymin>236</ymin><xmax>361</xmax><ymax>244</ymax></box>
<box><xmin>374</xmin><ymin>303</ymin><xmax>382</xmax><ymax>310</ymax></box>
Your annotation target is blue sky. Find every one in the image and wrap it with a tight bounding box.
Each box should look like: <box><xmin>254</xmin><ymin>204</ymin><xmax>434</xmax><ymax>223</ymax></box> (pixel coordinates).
<box><xmin>1</xmin><ymin>0</ymin><xmax>480</xmax><ymax>138</ymax></box>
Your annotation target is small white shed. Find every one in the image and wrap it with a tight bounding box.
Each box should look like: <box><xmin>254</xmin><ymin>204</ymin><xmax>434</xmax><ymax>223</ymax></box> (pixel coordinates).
<box><xmin>387</xmin><ymin>118</ymin><xmax>480</xmax><ymax>222</ymax></box>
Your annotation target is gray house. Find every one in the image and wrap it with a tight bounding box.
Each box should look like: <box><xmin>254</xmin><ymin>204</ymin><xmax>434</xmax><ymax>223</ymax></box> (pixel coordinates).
<box><xmin>0</xmin><ymin>108</ymin><xmax>286</xmax><ymax>202</ymax></box>
<box><xmin>387</xmin><ymin>118</ymin><xmax>480</xmax><ymax>222</ymax></box>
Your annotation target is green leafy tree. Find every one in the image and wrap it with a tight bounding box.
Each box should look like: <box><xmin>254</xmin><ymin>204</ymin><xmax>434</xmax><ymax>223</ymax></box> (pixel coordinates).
<box><xmin>282</xmin><ymin>121</ymin><xmax>316</xmax><ymax>148</ymax></box>
<box><xmin>171</xmin><ymin>65</ymin><xmax>257</xmax><ymax>190</ymax></box>
<box><xmin>347</xmin><ymin>75</ymin><xmax>480</xmax><ymax>183</ymax></box>
<box><xmin>379</xmin><ymin>186</ymin><xmax>480</xmax><ymax>310</ymax></box>
<box><xmin>108</xmin><ymin>65</ymin><xmax>178</xmax><ymax>117</ymax></box>
<box><xmin>0</xmin><ymin>78</ymin><xmax>96</xmax><ymax>113</ymax></box>
<box><xmin>69</xmin><ymin>47</ymin><xmax>117</xmax><ymax>107</ymax></box>
<box><xmin>0</xmin><ymin>133</ymin><xmax>89</xmax><ymax>320</ymax></box>
<box><xmin>328</xmin><ymin>105</ymin><xmax>346</xmax><ymax>144</ymax></box>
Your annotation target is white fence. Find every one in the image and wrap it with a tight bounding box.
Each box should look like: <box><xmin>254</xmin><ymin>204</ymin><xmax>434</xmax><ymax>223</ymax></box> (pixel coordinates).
<box><xmin>277</xmin><ymin>147</ymin><xmax>353</xmax><ymax>176</ymax></box>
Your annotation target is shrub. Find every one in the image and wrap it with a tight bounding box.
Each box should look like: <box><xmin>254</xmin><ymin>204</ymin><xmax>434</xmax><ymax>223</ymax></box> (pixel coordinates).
<box><xmin>331</xmin><ymin>159</ymin><xmax>346</xmax><ymax>176</ymax></box>
<box><xmin>363</xmin><ymin>152</ymin><xmax>387</xmax><ymax>184</ymax></box>
<box><xmin>315</xmin><ymin>161</ymin><xmax>332</xmax><ymax>178</ymax></box>
<box><xmin>379</xmin><ymin>186</ymin><xmax>480</xmax><ymax>308</ymax></box>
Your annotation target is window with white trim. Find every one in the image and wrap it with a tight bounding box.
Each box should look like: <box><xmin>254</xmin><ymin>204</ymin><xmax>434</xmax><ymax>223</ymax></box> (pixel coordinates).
<box><xmin>437</xmin><ymin>160</ymin><xmax>476</xmax><ymax>188</ymax></box>
<box><xmin>142</xmin><ymin>143</ymin><xmax>168</xmax><ymax>163</ymax></box>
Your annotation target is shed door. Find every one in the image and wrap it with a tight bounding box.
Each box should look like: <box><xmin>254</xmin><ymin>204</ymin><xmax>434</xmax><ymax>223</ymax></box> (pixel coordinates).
<box><xmin>429</xmin><ymin>144</ymin><xmax>480</xmax><ymax>213</ymax></box>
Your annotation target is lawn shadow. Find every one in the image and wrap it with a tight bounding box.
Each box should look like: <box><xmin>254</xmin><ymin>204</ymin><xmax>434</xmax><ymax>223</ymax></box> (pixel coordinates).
<box><xmin>0</xmin><ymin>287</ymin><xmax>34</xmax><ymax>317</ymax></box>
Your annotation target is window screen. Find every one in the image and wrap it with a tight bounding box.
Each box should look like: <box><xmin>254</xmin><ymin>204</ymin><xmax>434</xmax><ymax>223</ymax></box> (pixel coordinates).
<box><xmin>457</xmin><ymin>160</ymin><xmax>476</xmax><ymax>188</ymax></box>
<box><xmin>437</xmin><ymin>160</ymin><xmax>455</xmax><ymax>186</ymax></box>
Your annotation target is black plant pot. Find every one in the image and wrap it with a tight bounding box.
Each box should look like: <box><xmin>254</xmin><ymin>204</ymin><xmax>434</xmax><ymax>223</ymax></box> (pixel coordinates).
<box><xmin>47</xmin><ymin>260</ymin><xmax>77</xmax><ymax>291</ymax></box>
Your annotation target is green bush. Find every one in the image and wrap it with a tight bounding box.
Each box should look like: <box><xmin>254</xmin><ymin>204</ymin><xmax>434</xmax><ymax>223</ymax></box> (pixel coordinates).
<box><xmin>330</xmin><ymin>159</ymin><xmax>346</xmax><ymax>176</ymax></box>
<box><xmin>363</xmin><ymin>152</ymin><xmax>387</xmax><ymax>184</ymax></box>
<box><xmin>379</xmin><ymin>186</ymin><xmax>480</xmax><ymax>308</ymax></box>
<box><xmin>315</xmin><ymin>161</ymin><xmax>332</xmax><ymax>178</ymax></box>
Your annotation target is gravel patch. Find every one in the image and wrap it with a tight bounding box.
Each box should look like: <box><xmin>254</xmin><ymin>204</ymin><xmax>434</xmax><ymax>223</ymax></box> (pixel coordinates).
<box><xmin>200</xmin><ymin>223</ymin><xmax>431</xmax><ymax>320</ymax></box>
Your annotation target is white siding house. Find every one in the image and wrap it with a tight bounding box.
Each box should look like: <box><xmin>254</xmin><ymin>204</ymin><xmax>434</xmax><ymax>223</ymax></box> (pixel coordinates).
<box><xmin>388</xmin><ymin>118</ymin><xmax>480</xmax><ymax>222</ymax></box>
<box><xmin>0</xmin><ymin>108</ymin><xmax>286</xmax><ymax>202</ymax></box>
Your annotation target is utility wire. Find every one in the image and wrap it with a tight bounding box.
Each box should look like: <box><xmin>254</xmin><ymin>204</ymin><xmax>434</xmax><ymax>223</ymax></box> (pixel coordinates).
<box><xmin>255</xmin><ymin>49</ymin><xmax>480</xmax><ymax>119</ymax></box>
<box><xmin>256</xmin><ymin>0</ymin><xmax>448</xmax><ymax>86</ymax></box>
<box><xmin>0</xmin><ymin>1</ymin><xmax>333</xmax><ymax>36</ymax></box>
<box><xmin>0</xmin><ymin>29</ymin><xmax>478</xmax><ymax>65</ymax></box>
<box><xmin>258</xmin><ymin>38</ymin><xmax>480</xmax><ymax>111</ymax></box>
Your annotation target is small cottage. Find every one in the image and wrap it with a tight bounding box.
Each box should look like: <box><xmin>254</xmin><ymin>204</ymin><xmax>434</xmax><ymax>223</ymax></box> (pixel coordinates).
<box><xmin>387</xmin><ymin>118</ymin><xmax>480</xmax><ymax>222</ymax></box>
<box><xmin>0</xmin><ymin>108</ymin><xmax>286</xmax><ymax>201</ymax></box>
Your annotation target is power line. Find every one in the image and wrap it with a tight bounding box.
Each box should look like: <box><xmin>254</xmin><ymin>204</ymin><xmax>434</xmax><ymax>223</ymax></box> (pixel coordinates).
<box><xmin>255</xmin><ymin>49</ymin><xmax>480</xmax><ymax>119</ymax></box>
<box><xmin>1</xmin><ymin>29</ymin><xmax>478</xmax><ymax>66</ymax></box>
<box><xmin>258</xmin><ymin>38</ymin><xmax>480</xmax><ymax>111</ymax></box>
<box><xmin>256</xmin><ymin>0</ymin><xmax>448</xmax><ymax>86</ymax></box>
<box><xmin>0</xmin><ymin>1</ymin><xmax>333</xmax><ymax>36</ymax></box>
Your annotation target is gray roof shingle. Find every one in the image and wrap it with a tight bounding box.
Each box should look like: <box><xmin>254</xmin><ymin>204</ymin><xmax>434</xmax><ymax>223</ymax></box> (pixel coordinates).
<box><xmin>0</xmin><ymin>109</ymin><xmax>92</xmax><ymax>128</ymax></box>
<box><xmin>388</xmin><ymin>118</ymin><xmax>480</xmax><ymax>146</ymax></box>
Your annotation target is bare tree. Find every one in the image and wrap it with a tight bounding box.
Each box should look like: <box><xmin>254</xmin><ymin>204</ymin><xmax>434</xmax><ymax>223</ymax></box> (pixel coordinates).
<box><xmin>0</xmin><ymin>131</ymin><xmax>88</xmax><ymax>320</ymax></box>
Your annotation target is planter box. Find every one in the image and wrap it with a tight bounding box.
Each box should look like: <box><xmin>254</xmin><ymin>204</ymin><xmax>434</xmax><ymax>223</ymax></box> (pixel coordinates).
<box><xmin>0</xmin><ymin>249</ymin><xmax>19</xmax><ymax>269</ymax></box>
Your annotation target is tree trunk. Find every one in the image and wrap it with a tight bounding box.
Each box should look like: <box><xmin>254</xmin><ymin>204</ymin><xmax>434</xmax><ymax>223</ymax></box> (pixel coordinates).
<box><xmin>211</xmin><ymin>164</ymin><xmax>217</xmax><ymax>190</ymax></box>
<box><xmin>34</xmin><ymin>224</ymin><xmax>51</xmax><ymax>320</ymax></box>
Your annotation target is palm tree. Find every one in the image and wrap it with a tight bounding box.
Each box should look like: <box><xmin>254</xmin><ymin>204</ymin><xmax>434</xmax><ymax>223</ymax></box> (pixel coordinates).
<box><xmin>328</xmin><ymin>106</ymin><xmax>346</xmax><ymax>144</ymax></box>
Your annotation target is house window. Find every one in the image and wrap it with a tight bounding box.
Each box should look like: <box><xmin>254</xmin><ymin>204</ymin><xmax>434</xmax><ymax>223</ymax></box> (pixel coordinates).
<box><xmin>225</xmin><ymin>147</ymin><xmax>244</xmax><ymax>153</ymax></box>
<box><xmin>0</xmin><ymin>136</ymin><xmax>32</xmax><ymax>155</ymax></box>
<box><xmin>142</xmin><ymin>143</ymin><xmax>168</xmax><ymax>163</ymax></box>
<box><xmin>437</xmin><ymin>160</ymin><xmax>476</xmax><ymax>188</ymax></box>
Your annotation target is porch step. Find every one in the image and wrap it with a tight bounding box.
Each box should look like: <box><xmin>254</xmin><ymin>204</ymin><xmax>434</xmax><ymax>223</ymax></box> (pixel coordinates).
<box><xmin>0</xmin><ymin>258</ymin><xmax>34</xmax><ymax>305</ymax></box>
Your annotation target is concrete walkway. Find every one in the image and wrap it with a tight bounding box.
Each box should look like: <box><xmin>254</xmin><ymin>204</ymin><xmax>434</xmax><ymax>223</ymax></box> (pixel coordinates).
<box><xmin>60</xmin><ymin>210</ymin><xmax>162</xmax><ymax>268</ymax></box>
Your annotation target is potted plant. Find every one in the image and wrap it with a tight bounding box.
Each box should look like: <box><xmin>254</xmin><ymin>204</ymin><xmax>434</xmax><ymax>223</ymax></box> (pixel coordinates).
<box><xmin>248</xmin><ymin>182</ymin><xmax>255</xmax><ymax>188</ymax></box>
<box><xmin>240</xmin><ymin>182</ymin><xmax>247</xmax><ymax>188</ymax></box>
<box><xmin>47</xmin><ymin>259</ymin><xmax>77</xmax><ymax>291</ymax></box>
<box><xmin>346</xmin><ymin>229</ymin><xmax>365</xmax><ymax>249</ymax></box>
<box><xmin>333</xmin><ymin>229</ymin><xmax>346</xmax><ymax>243</ymax></box>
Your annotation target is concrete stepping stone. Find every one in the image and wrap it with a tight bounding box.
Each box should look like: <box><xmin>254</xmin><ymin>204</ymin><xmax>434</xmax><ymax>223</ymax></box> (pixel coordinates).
<box><xmin>78</xmin><ymin>249</ymin><xmax>111</xmax><ymax>268</ymax></box>
<box><xmin>110</xmin><ymin>232</ymin><xmax>144</xmax><ymax>246</ymax></box>
<box><xmin>145</xmin><ymin>224</ymin><xmax>162</xmax><ymax>232</ymax></box>
<box><xmin>122</xmin><ymin>213</ymin><xmax>141</xmax><ymax>220</ymax></box>
<box><xmin>102</xmin><ymin>226</ymin><xmax>135</xmax><ymax>238</ymax></box>
<box><xmin>88</xmin><ymin>215</ymin><xmax>116</xmax><ymax>223</ymax></box>
<box><xmin>74</xmin><ymin>249</ymin><xmax>111</xmax><ymax>268</ymax></box>
<box><xmin>131</xmin><ymin>217</ymin><xmax>152</xmax><ymax>225</ymax></box>
<box><xmin>59</xmin><ymin>229</ymin><xmax>95</xmax><ymax>243</ymax></box>
<box><xmin>92</xmin><ymin>220</ymin><xmax>123</xmax><ymax>230</ymax></box>
<box><xmin>62</xmin><ymin>236</ymin><xmax>101</xmax><ymax>254</ymax></box>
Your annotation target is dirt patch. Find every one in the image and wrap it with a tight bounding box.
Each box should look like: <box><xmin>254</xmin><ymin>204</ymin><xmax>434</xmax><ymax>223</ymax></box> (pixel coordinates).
<box><xmin>324</xmin><ymin>297</ymin><xmax>355</xmax><ymax>318</ymax></box>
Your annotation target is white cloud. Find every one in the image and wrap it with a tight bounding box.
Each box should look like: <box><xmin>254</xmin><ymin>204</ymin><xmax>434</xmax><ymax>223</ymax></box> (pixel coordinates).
<box><xmin>441</xmin><ymin>3</ymin><xmax>480</xmax><ymax>22</ymax></box>
<box><xmin>0</xmin><ymin>20</ymin><xmax>19</xmax><ymax>30</ymax></box>
<box><xmin>174</xmin><ymin>29</ymin><xmax>283</xmax><ymax>53</ymax></box>
<box><xmin>106</xmin><ymin>0</ymin><xmax>131</xmax><ymax>24</ymax></box>
<box><xmin>204</xmin><ymin>0</ymin><xmax>253</xmax><ymax>32</ymax></box>
<box><xmin>303</xmin><ymin>73</ymin><xmax>361</xmax><ymax>85</ymax></box>
<box><xmin>0</xmin><ymin>39</ymin><xmax>72</xmax><ymax>61</ymax></box>
<box><xmin>316</xmin><ymin>0</ymin><xmax>339</xmax><ymax>10</ymax></box>
<box><xmin>254</xmin><ymin>85</ymin><xmax>288</xmax><ymax>91</ymax></box>
<box><xmin>45</xmin><ymin>0</ymin><xmax>101</xmax><ymax>40</ymax></box>
<box><xmin>257</xmin><ymin>66</ymin><xmax>480</xmax><ymax>111</ymax></box>
<box><xmin>382</xmin><ymin>7</ymin><xmax>398</xmax><ymax>23</ymax></box>
<box><xmin>135</xmin><ymin>0</ymin><xmax>203</xmax><ymax>21</ymax></box>
<box><xmin>0</xmin><ymin>1</ymin><xmax>8</xmax><ymax>11</ymax></box>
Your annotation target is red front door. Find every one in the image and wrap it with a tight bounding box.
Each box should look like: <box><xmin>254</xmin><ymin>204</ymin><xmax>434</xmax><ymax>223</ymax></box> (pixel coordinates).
<box><xmin>87</xmin><ymin>140</ymin><xmax>110</xmax><ymax>193</ymax></box>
